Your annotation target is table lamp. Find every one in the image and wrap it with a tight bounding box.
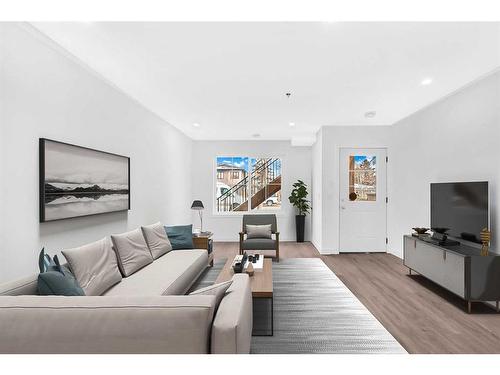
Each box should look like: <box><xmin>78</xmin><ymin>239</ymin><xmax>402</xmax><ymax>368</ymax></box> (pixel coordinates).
<box><xmin>191</xmin><ymin>200</ymin><xmax>204</xmax><ymax>233</ymax></box>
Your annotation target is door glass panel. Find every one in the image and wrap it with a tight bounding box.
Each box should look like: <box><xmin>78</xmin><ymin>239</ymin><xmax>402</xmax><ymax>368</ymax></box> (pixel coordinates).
<box><xmin>348</xmin><ymin>155</ymin><xmax>376</xmax><ymax>201</ymax></box>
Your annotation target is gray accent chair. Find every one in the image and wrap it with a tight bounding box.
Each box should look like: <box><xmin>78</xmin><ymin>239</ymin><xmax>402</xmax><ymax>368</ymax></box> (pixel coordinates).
<box><xmin>239</xmin><ymin>214</ymin><xmax>280</xmax><ymax>262</ymax></box>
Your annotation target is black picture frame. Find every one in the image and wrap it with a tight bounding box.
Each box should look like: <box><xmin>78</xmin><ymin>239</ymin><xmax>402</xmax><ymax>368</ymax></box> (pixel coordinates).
<box><xmin>39</xmin><ymin>138</ymin><xmax>130</xmax><ymax>222</ymax></box>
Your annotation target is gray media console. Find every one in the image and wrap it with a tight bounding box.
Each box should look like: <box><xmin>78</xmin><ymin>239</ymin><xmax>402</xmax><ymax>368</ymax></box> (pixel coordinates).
<box><xmin>403</xmin><ymin>235</ymin><xmax>500</xmax><ymax>313</ymax></box>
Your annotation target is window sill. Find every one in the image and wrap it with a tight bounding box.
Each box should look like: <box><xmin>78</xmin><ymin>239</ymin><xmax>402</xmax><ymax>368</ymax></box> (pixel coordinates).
<box><xmin>211</xmin><ymin>210</ymin><xmax>285</xmax><ymax>218</ymax></box>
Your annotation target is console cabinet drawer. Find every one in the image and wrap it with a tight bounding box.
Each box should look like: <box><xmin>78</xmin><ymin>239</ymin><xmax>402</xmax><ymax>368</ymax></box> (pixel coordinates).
<box><xmin>442</xmin><ymin>251</ymin><xmax>465</xmax><ymax>298</ymax></box>
<box><xmin>404</xmin><ymin>236</ymin><xmax>466</xmax><ymax>298</ymax></box>
<box><xmin>404</xmin><ymin>237</ymin><xmax>445</xmax><ymax>285</ymax></box>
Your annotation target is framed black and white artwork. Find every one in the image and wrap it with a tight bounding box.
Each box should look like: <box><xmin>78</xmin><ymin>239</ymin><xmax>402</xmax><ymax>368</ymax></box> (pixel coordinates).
<box><xmin>39</xmin><ymin>138</ymin><xmax>130</xmax><ymax>222</ymax></box>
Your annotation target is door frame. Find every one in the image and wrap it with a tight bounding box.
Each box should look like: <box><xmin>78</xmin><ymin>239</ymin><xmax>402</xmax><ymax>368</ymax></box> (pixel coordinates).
<box><xmin>338</xmin><ymin>146</ymin><xmax>388</xmax><ymax>253</ymax></box>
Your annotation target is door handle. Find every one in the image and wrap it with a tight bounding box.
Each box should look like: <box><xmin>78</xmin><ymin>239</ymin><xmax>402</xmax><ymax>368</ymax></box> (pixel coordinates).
<box><xmin>341</xmin><ymin>206</ymin><xmax>346</xmax><ymax>210</ymax></box>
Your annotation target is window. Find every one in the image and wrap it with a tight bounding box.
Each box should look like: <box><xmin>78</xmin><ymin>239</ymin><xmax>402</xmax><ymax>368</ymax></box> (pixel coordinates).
<box><xmin>348</xmin><ymin>155</ymin><xmax>376</xmax><ymax>201</ymax></box>
<box><xmin>215</xmin><ymin>156</ymin><xmax>282</xmax><ymax>213</ymax></box>
<box><xmin>250</xmin><ymin>158</ymin><xmax>282</xmax><ymax>210</ymax></box>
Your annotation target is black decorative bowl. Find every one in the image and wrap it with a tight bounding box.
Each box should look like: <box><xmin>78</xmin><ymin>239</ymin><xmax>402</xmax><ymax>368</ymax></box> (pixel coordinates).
<box><xmin>412</xmin><ymin>227</ymin><xmax>430</xmax><ymax>235</ymax></box>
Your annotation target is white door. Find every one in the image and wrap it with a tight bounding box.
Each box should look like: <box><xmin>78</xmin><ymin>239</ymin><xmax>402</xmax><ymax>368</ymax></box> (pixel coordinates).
<box><xmin>339</xmin><ymin>148</ymin><xmax>387</xmax><ymax>253</ymax></box>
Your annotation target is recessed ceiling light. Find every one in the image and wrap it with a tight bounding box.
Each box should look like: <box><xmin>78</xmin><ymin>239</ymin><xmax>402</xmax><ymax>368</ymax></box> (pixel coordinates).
<box><xmin>252</xmin><ymin>133</ymin><xmax>261</xmax><ymax>138</ymax></box>
<box><xmin>364</xmin><ymin>111</ymin><xmax>376</xmax><ymax>118</ymax></box>
<box><xmin>192</xmin><ymin>123</ymin><xmax>200</xmax><ymax>128</ymax></box>
<box><xmin>289</xmin><ymin>122</ymin><xmax>296</xmax><ymax>127</ymax></box>
<box><xmin>421</xmin><ymin>78</ymin><xmax>433</xmax><ymax>86</ymax></box>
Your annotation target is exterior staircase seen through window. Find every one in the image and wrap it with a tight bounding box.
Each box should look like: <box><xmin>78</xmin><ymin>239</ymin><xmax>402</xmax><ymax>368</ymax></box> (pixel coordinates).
<box><xmin>216</xmin><ymin>158</ymin><xmax>281</xmax><ymax>212</ymax></box>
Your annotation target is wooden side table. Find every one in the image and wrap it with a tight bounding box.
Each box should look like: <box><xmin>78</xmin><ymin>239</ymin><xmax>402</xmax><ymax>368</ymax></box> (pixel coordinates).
<box><xmin>193</xmin><ymin>232</ymin><xmax>214</xmax><ymax>267</ymax></box>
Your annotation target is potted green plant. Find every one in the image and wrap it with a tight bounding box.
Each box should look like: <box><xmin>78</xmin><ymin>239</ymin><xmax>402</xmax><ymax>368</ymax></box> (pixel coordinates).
<box><xmin>288</xmin><ymin>180</ymin><xmax>310</xmax><ymax>242</ymax></box>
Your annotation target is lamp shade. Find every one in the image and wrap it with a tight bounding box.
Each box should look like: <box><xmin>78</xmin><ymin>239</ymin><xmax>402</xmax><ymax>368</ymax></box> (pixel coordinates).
<box><xmin>191</xmin><ymin>200</ymin><xmax>204</xmax><ymax>210</ymax></box>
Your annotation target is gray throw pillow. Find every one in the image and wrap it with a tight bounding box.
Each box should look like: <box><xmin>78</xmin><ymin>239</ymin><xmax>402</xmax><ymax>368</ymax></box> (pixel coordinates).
<box><xmin>111</xmin><ymin>228</ymin><xmax>154</xmax><ymax>277</ymax></box>
<box><xmin>189</xmin><ymin>280</ymin><xmax>233</xmax><ymax>313</ymax></box>
<box><xmin>246</xmin><ymin>224</ymin><xmax>272</xmax><ymax>239</ymax></box>
<box><xmin>141</xmin><ymin>222</ymin><xmax>172</xmax><ymax>259</ymax></box>
<box><xmin>62</xmin><ymin>238</ymin><xmax>122</xmax><ymax>296</ymax></box>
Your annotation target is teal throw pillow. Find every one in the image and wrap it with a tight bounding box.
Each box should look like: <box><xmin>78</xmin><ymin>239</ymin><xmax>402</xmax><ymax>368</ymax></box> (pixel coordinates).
<box><xmin>164</xmin><ymin>225</ymin><xmax>194</xmax><ymax>250</ymax></box>
<box><xmin>37</xmin><ymin>248</ymin><xmax>85</xmax><ymax>296</ymax></box>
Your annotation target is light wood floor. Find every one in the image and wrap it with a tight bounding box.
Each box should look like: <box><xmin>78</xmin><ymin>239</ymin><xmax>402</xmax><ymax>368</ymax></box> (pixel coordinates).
<box><xmin>214</xmin><ymin>241</ymin><xmax>500</xmax><ymax>354</ymax></box>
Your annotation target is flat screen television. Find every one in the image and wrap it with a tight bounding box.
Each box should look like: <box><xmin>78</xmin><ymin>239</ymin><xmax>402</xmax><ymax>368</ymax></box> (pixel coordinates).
<box><xmin>430</xmin><ymin>181</ymin><xmax>489</xmax><ymax>244</ymax></box>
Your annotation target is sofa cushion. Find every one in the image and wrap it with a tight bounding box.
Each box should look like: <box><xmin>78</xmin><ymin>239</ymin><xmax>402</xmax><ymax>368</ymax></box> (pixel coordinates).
<box><xmin>246</xmin><ymin>224</ymin><xmax>272</xmax><ymax>239</ymax></box>
<box><xmin>62</xmin><ymin>238</ymin><xmax>122</xmax><ymax>296</ymax></box>
<box><xmin>189</xmin><ymin>280</ymin><xmax>232</xmax><ymax>313</ymax></box>
<box><xmin>141</xmin><ymin>222</ymin><xmax>172</xmax><ymax>259</ymax></box>
<box><xmin>241</xmin><ymin>238</ymin><xmax>276</xmax><ymax>250</ymax></box>
<box><xmin>37</xmin><ymin>249</ymin><xmax>84</xmax><ymax>296</ymax></box>
<box><xmin>164</xmin><ymin>225</ymin><xmax>194</xmax><ymax>250</ymax></box>
<box><xmin>103</xmin><ymin>249</ymin><xmax>208</xmax><ymax>296</ymax></box>
<box><xmin>38</xmin><ymin>269</ymin><xmax>85</xmax><ymax>296</ymax></box>
<box><xmin>111</xmin><ymin>228</ymin><xmax>154</xmax><ymax>277</ymax></box>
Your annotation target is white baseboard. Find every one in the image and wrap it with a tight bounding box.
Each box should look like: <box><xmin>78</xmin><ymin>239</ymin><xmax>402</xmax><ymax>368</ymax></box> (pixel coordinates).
<box><xmin>311</xmin><ymin>240</ymin><xmax>340</xmax><ymax>255</ymax></box>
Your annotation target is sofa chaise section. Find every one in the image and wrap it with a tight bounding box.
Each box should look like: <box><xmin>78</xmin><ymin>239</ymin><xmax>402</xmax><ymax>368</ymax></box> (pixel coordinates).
<box><xmin>103</xmin><ymin>249</ymin><xmax>208</xmax><ymax>296</ymax></box>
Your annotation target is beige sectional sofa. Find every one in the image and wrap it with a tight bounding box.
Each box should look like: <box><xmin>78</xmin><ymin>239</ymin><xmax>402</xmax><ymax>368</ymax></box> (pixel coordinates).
<box><xmin>0</xmin><ymin>232</ymin><xmax>252</xmax><ymax>354</ymax></box>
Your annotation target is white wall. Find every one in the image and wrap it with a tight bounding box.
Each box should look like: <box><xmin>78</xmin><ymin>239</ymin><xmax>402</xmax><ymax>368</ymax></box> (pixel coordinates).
<box><xmin>388</xmin><ymin>71</ymin><xmax>500</xmax><ymax>257</ymax></box>
<box><xmin>0</xmin><ymin>23</ymin><xmax>193</xmax><ymax>283</ymax></box>
<box><xmin>191</xmin><ymin>141</ymin><xmax>312</xmax><ymax>242</ymax></box>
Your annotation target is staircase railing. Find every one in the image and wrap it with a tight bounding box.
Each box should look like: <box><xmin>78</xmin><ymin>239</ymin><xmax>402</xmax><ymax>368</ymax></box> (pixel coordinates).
<box><xmin>216</xmin><ymin>158</ymin><xmax>281</xmax><ymax>212</ymax></box>
<box><xmin>216</xmin><ymin>175</ymin><xmax>249</xmax><ymax>212</ymax></box>
<box><xmin>250</xmin><ymin>158</ymin><xmax>281</xmax><ymax>199</ymax></box>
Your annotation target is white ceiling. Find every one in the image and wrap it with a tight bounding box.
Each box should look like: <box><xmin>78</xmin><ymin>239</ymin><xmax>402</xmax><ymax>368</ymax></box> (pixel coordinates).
<box><xmin>32</xmin><ymin>22</ymin><xmax>500</xmax><ymax>142</ymax></box>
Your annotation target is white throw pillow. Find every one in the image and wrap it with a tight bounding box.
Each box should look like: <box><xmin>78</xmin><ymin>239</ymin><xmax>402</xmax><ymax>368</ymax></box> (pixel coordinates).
<box><xmin>141</xmin><ymin>222</ymin><xmax>172</xmax><ymax>259</ymax></box>
<box><xmin>111</xmin><ymin>228</ymin><xmax>154</xmax><ymax>277</ymax></box>
<box><xmin>246</xmin><ymin>224</ymin><xmax>272</xmax><ymax>239</ymax></box>
<box><xmin>62</xmin><ymin>238</ymin><xmax>122</xmax><ymax>296</ymax></box>
<box><xmin>190</xmin><ymin>280</ymin><xmax>233</xmax><ymax>313</ymax></box>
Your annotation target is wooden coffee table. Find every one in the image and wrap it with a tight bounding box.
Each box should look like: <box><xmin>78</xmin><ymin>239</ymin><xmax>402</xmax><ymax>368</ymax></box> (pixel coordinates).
<box><xmin>216</xmin><ymin>257</ymin><xmax>273</xmax><ymax>335</ymax></box>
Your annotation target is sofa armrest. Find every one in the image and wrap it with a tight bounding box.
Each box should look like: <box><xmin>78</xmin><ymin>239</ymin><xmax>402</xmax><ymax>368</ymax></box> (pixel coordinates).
<box><xmin>0</xmin><ymin>295</ymin><xmax>216</xmax><ymax>354</ymax></box>
<box><xmin>211</xmin><ymin>274</ymin><xmax>253</xmax><ymax>354</ymax></box>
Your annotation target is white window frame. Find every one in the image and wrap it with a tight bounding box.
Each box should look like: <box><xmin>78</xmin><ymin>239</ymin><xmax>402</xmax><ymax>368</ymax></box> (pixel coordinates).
<box><xmin>213</xmin><ymin>155</ymin><xmax>284</xmax><ymax>216</ymax></box>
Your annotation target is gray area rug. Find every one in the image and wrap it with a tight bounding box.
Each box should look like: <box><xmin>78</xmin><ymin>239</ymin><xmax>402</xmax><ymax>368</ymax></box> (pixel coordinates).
<box><xmin>193</xmin><ymin>257</ymin><xmax>406</xmax><ymax>354</ymax></box>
